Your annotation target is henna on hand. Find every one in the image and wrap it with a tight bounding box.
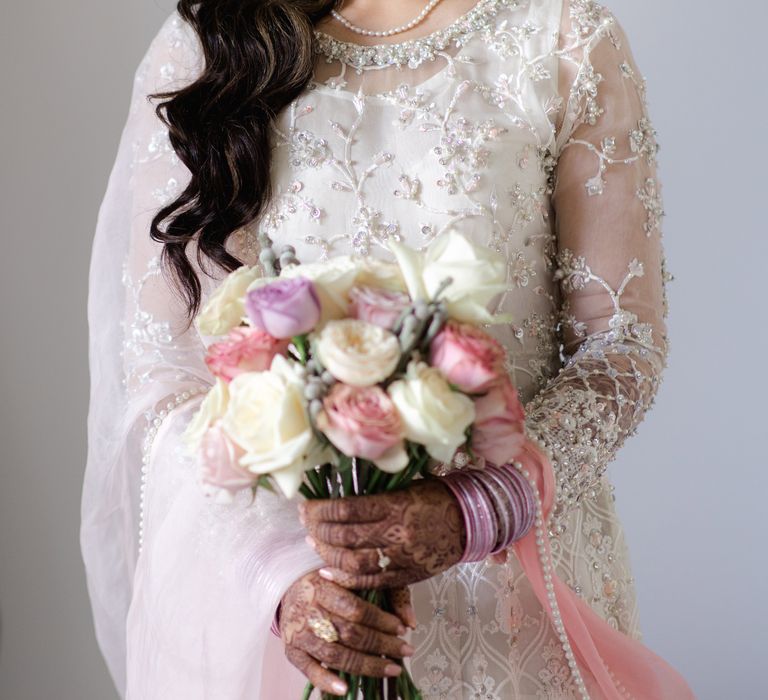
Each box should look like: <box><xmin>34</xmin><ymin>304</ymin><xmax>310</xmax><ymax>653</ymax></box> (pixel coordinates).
<box><xmin>301</xmin><ymin>479</ymin><xmax>466</xmax><ymax>590</ymax></box>
<box><xmin>280</xmin><ymin>571</ymin><xmax>413</xmax><ymax>696</ymax></box>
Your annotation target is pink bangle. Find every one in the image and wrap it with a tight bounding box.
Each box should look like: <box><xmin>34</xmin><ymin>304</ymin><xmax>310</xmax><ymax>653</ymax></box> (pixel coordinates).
<box><xmin>463</xmin><ymin>474</ymin><xmax>497</xmax><ymax>561</ymax></box>
<box><xmin>502</xmin><ymin>464</ymin><xmax>536</xmax><ymax>538</ymax></box>
<box><xmin>442</xmin><ymin>471</ymin><xmax>474</xmax><ymax>559</ymax></box>
<box><xmin>443</xmin><ymin>472</ymin><xmax>488</xmax><ymax>562</ymax></box>
<box><xmin>442</xmin><ymin>463</ymin><xmax>537</xmax><ymax>562</ymax></box>
<box><xmin>486</xmin><ymin>465</ymin><xmax>535</xmax><ymax>551</ymax></box>
<box><xmin>443</xmin><ymin>471</ymin><xmax>498</xmax><ymax>563</ymax></box>
<box><xmin>478</xmin><ymin>468</ymin><xmax>516</xmax><ymax>554</ymax></box>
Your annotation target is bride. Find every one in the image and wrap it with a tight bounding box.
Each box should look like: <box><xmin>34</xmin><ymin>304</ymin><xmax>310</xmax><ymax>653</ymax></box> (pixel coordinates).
<box><xmin>81</xmin><ymin>0</ymin><xmax>695</xmax><ymax>697</ymax></box>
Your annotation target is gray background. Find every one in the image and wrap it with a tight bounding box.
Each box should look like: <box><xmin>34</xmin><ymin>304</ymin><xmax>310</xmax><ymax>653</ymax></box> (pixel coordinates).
<box><xmin>0</xmin><ymin>1</ymin><xmax>765</xmax><ymax>698</ymax></box>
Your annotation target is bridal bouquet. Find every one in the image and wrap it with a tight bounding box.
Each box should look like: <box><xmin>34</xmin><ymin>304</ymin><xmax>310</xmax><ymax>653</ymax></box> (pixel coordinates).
<box><xmin>184</xmin><ymin>231</ymin><xmax>525</xmax><ymax>700</ymax></box>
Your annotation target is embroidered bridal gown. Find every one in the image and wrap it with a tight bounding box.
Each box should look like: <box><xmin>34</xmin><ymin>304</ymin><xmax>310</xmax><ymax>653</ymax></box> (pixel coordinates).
<box><xmin>82</xmin><ymin>1</ymin><xmax>683</xmax><ymax>698</ymax></box>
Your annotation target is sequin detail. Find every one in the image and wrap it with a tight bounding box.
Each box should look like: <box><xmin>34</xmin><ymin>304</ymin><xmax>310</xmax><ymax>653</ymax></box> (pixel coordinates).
<box><xmin>313</xmin><ymin>0</ymin><xmax>520</xmax><ymax>71</ymax></box>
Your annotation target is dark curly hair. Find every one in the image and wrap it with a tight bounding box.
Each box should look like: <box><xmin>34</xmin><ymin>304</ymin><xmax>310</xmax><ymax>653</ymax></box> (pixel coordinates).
<box><xmin>147</xmin><ymin>0</ymin><xmax>340</xmax><ymax>320</ymax></box>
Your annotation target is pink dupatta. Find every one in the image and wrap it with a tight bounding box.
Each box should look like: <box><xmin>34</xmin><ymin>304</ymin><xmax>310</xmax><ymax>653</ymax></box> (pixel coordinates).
<box><xmin>511</xmin><ymin>439</ymin><xmax>696</xmax><ymax>699</ymax></box>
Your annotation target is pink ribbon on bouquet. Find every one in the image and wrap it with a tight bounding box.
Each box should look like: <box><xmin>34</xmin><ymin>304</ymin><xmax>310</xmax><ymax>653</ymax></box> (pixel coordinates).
<box><xmin>511</xmin><ymin>439</ymin><xmax>696</xmax><ymax>700</ymax></box>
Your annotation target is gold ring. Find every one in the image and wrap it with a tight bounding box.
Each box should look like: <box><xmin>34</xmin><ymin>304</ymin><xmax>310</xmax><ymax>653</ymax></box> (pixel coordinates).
<box><xmin>308</xmin><ymin>615</ymin><xmax>339</xmax><ymax>644</ymax></box>
<box><xmin>377</xmin><ymin>547</ymin><xmax>391</xmax><ymax>571</ymax></box>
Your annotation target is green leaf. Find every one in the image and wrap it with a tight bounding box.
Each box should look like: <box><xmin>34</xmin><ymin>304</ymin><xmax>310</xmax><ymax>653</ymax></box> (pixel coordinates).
<box><xmin>290</xmin><ymin>334</ymin><xmax>310</xmax><ymax>364</ymax></box>
<box><xmin>257</xmin><ymin>475</ymin><xmax>276</xmax><ymax>493</ymax></box>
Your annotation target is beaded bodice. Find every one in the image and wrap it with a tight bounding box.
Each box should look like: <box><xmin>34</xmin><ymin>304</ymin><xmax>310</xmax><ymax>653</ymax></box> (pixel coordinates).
<box><xmin>259</xmin><ymin>0</ymin><xmax>564</xmax><ymax>409</ymax></box>
<box><xmin>313</xmin><ymin>0</ymin><xmax>518</xmax><ymax>71</ymax></box>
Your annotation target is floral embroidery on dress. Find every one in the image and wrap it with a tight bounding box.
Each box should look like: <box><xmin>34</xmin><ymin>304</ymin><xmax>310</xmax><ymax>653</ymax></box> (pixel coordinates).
<box><xmin>420</xmin><ymin>650</ymin><xmax>461</xmax><ymax>699</ymax></box>
<box><xmin>121</xmin><ymin>255</ymin><xmax>173</xmax><ymax>391</ymax></box>
<box><xmin>259</xmin><ymin>180</ymin><xmax>325</xmax><ymax>234</ymax></box>
<box><xmin>636</xmin><ymin>177</ymin><xmax>665</xmax><ymax>237</ymax></box>
<box><xmin>537</xmin><ymin>639</ymin><xmax>580</xmax><ymax>698</ymax></box>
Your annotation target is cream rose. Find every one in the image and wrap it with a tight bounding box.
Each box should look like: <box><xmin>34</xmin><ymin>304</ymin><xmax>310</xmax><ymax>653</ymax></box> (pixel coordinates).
<box><xmin>387</xmin><ymin>361</ymin><xmax>476</xmax><ymax>463</ymax></box>
<box><xmin>356</xmin><ymin>257</ymin><xmax>408</xmax><ymax>293</ymax></box>
<box><xmin>222</xmin><ymin>355</ymin><xmax>318</xmax><ymax>498</ymax></box>
<box><xmin>315</xmin><ymin>319</ymin><xmax>400</xmax><ymax>387</ymax></box>
<box><xmin>182</xmin><ymin>378</ymin><xmax>229</xmax><ymax>452</ymax></box>
<box><xmin>389</xmin><ymin>231</ymin><xmax>508</xmax><ymax>324</ymax></box>
<box><xmin>197</xmin><ymin>265</ymin><xmax>264</xmax><ymax>336</ymax></box>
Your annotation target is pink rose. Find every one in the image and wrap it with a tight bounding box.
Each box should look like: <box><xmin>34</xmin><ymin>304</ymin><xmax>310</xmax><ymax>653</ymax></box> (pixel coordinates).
<box><xmin>316</xmin><ymin>384</ymin><xmax>408</xmax><ymax>473</ymax></box>
<box><xmin>430</xmin><ymin>321</ymin><xmax>506</xmax><ymax>393</ymax></box>
<box><xmin>472</xmin><ymin>380</ymin><xmax>526</xmax><ymax>466</ymax></box>
<box><xmin>245</xmin><ymin>277</ymin><xmax>321</xmax><ymax>338</ymax></box>
<box><xmin>200</xmin><ymin>422</ymin><xmax>255</xmax><ymax>496</ymax></box>
<box><xmin>205</xmin><ymin>327</ymin><xmax>288</xmax><ymax>382</ymax></box>
<box><xmin>349</xmin><ymin>285</ymin><xmax>411</xmax><ymax>330</ymax></box>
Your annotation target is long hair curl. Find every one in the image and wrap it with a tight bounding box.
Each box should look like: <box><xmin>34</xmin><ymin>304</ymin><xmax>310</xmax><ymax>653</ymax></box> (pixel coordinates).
<box><xmin>148</xmin><ymin>0</ymin><xmax>339</xmax><ymax>320</ymax></box>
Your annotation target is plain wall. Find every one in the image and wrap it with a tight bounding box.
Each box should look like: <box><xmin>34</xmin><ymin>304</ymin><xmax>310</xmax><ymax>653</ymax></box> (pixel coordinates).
<box><xmin>0</xmin><ymin>1</ymin><xmax>765</xmax><ymax>698</ymax></box>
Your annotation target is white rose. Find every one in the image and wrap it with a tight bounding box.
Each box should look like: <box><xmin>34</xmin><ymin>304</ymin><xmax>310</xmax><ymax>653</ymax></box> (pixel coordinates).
<box><xmin>277</xmin><ymin>257</ymin><xmax>362</xmax><ymax>324</ymax></box>
<box><xmin>197</xmin><ymin>265</ymin><xmax>263</xmax><ymax>335</ymax></box>
<box><xmin>316</xmin><ymin>319</ymin><xmax>401</xmax><ymax>387</ymax></box>
<box><xmin>387</xmin><ymin>361</ymin><xmax>476</xmax><ymax>463</ymax></box>
<box><xmin>222</xmin><ymin>355</ymin><xmax>319</xmax><ymax>498</ymax></box>
<box><xmin>183</xmin><ymin>378</ymin><xmax>229</xmax><ymax>452</ymax></box>
<box><xmin>389</xmin><ymin>231</ymin><xmax>508</xmax><ymax>324</ymax></box>
<box><xmin>356</xmin><ymin>257</ymin><xmax>408</xmax><ymax>293</ymax></box>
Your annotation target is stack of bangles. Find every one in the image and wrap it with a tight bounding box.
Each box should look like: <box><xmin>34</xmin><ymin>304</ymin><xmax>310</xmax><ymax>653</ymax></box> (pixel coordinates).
<box><xmin>270</xmin><ymin>463</ymin><xmax>536</xmax><ymax>637</ymax></box>
<box><xmin>442</xmin><ymin>462</ymin><xmax>537</xmax><ymax>562</ymax></box>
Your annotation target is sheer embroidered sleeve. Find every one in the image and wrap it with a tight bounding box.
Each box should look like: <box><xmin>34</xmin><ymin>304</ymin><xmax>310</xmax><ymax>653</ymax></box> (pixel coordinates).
<box><xmin>82</xmin><ymin>13</ymin><xmax>321</xmax><ymax>695</ymax></box>
<box><xmin>523</xmin><ymin>0</ymin><xmax>670</xmax><ymax>535</ymax></box>
<box><xmin>81</xmin><ymin>13</ymin><xmax>211</xmax><ymax>688</ymax></box>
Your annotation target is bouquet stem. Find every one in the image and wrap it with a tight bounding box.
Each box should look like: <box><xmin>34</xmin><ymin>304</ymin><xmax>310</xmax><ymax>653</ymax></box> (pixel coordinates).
<box><xmin>300</xmin><ymin>574</ymin><xmax>422</xmax><ymax>699</ymax></box>
<box><xmin>301</xmin><ymin>460</ymin><xmax>425</xmax><ymax>699</ymax></box>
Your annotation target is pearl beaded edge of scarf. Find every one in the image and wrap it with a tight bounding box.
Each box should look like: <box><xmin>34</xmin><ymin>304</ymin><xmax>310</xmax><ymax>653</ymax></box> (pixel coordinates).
<box><xmin>331</xmin><ymin>0</ymin><xmax>445</xmax><ymax>38</ymax></box>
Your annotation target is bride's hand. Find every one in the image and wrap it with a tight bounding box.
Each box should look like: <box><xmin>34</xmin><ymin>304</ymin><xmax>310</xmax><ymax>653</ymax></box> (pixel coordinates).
<box><xmin>280</xmin><ymin>571</ymin><xmax>414</xmax><ymax>696</ymax></box>
<box><xmin>301</xmin><ymin>479</ymin><xmax>465</xmax><ymax>589</ymax></box>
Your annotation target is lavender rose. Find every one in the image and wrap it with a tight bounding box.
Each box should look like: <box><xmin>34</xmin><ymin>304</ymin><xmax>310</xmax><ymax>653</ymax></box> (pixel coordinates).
<box><xmin>245</xmin><ymin>277</ymin><xmax>321</xmax><ymax>339</ymax></box>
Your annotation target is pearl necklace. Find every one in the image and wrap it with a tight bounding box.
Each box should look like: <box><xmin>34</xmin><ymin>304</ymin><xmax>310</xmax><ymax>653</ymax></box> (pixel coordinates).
<box><xmin>331</xmin><ymin>0</ymin><xmax>445</xmax><ymax>38</ymax></box>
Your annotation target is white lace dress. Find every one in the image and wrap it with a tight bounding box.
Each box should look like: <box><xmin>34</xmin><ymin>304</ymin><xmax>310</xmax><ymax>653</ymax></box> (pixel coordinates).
<box><xmin>81</xmin><ymin>1</ymin><xmax>671</xmax><ymax>698</ymax></box>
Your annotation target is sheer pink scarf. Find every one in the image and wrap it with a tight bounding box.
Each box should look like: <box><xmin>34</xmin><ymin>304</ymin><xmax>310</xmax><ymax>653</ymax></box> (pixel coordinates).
<box><xmin>512</xmin><ymin>439</ymin><xmax>696</xmax><ymax>699</ymax></box>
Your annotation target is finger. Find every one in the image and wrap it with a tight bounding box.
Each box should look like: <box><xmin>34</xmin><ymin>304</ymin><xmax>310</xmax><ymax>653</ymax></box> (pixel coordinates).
<box><xmin>314</xmin><ymin>580</ymin><xmax>406</xmax><ymax>635</ymax></box>
<box><xmin>301</xmin><ymin>495</ymin><xmax>389</xmax><ymax>524</ymax></box>
<box><xmin>284</xmin><ymin>645</ymin><xmax>348</xmax><ymax>697</ymax></box>
<box><xmin>311</xmin><ymin>639</ymin><xmax>403</xmax><ymax>679</ymax></box>
<box><xmin>319</xmin><ymin>566</ymin><xmax>406</xmax><ymax>590</ymax></box>
<box><xmin>389</xmin><ymin>587</ymin><xmax>417</xmax><ymax>630</ymax></box>
<box><xmin>325</xmin><ymin>612</ymin><xmax>414</xmax><ymax>659</ymax></box>
<box><xmin>307</xmin><ymin>522</ymin><xmax>389</xmax><ymax>548</ymax></box>
<box><xmin>308</xmin><ymin>537</ymin><xmax>400</xmax><ymax>576</ymax></box>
